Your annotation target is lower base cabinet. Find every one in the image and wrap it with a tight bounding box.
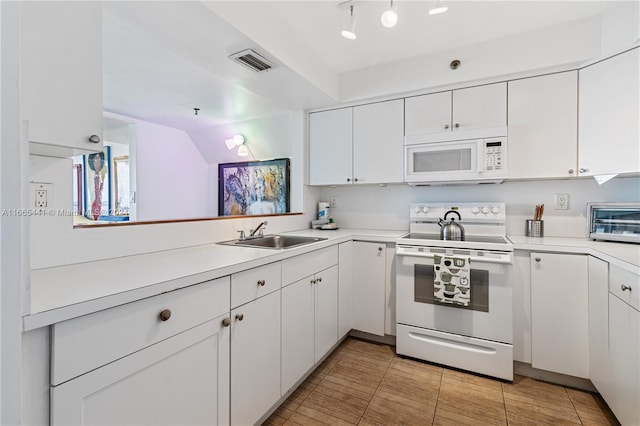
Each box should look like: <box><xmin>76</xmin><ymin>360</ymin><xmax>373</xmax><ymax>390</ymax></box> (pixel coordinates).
<box><xmin>51</xmin><ymin>317</ymin><xmax>230</xmax><ymax>425</ymax></box>
<box><xmin>352</xmin><ymin>241</ymin><xmax>387</xmax><ymax>336</ymax></box>
<box><xmin>231</xmin><ymin>290</ymin><xmax>281</xmax><ymax>426</ymax></box>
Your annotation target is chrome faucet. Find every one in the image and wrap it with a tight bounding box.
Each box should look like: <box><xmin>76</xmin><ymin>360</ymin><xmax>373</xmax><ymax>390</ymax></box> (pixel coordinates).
<box><xmin>249</xmin><ymin>220</ymin><xmax>268</xmax><ymax>238</ymax></box>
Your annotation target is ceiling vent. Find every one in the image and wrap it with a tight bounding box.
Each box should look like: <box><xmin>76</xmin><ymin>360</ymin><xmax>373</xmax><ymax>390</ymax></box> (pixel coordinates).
<box><xmin>229</xmin><ymin>49</ymin><xmax>275</xmax><ymax>73</ymax></box>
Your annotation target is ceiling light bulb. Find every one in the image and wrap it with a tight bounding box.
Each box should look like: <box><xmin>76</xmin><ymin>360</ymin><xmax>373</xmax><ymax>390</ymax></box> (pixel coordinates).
<box><xmin>381</xmin><ymin>1</ymin><xmax>398</xmax><ymax>28</ymax></box>
<box><xmin>342</xmin><ymin>5</ymin><xmax>357</xmax><ymax>40</ymax></box>
<box><xmin>429</xmin><ymin>1</ymin><xmax>448</xmax><ymax>15</ymax></box>
<box><xmin>237</xmin><ymin>144</ymin><xmax>249</xmax><ymax>157</ymax></box>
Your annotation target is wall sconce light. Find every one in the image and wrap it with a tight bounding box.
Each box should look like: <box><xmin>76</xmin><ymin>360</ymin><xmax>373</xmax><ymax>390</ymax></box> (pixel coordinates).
<box><xmin>224</xmin><ymin>134</ymin><xmax>249</xmax><ymax>156</ymax></box>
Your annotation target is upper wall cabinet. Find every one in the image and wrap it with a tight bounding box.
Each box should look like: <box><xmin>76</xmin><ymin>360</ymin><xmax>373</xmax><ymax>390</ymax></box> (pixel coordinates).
<box><xmin>309</xmin><ymin>99</ymin><xmax>404</xmax><ymax>185</ymax></box>
<box><xmin>21</xmin><ymin>1</ymin><xmax>103</xmax><ymax>157</ymax></box>
<box><xmin>405</xmin><ymin>82</ymin><xmax>507</xmax><ymax>141</ymax></box>
<box><xmin>579</xmin><ymin>47</ymin><xmax>639</xmax><ymax>176</ymax></box>
<box><xmin>507</xmin><ymin>71</ymin><xmax>578</xmax><ymax>179</ymax></box>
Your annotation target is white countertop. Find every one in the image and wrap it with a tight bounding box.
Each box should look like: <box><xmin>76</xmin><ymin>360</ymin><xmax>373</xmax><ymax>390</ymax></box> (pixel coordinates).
<box><xmin>25</xmin><ymin>228</ymin><xmax>639</xmax><ymax>331</ymax></box>
<box><xmin>508</xmin><ymin>235</ymin><xmax>640</xmax><ymax>272</ymax></box>
<box><xmin>25</xmin><ymin>228</ymin><xmax>406</xmax><ymax>331</ymax></box>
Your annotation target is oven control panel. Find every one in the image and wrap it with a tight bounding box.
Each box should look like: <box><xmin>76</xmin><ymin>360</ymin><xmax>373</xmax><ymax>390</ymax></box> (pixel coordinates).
<box><xmin>410</xmin><ymin>202</ymin><xmax>506</xmax><ymax>223</ymax></box>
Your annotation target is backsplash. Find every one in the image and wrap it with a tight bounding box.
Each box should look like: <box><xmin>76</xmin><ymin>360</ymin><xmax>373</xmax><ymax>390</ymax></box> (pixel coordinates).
<box><xmin>319</xmin><ymin>177</ymin><xmax>640</xmax><ymax>238</ymax></box>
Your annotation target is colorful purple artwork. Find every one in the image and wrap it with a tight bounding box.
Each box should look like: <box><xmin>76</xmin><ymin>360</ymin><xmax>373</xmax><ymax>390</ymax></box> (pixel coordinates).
<box><xmin>218</xmin><ymin>158</ymin><xmax>290</xmax><ymax>216</ymax></box>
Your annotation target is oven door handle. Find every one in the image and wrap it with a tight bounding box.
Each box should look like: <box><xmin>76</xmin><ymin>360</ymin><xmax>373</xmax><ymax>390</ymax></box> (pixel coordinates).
<box><xmin>396</xmin><ymin>249</ymin><xmax>512</xmax><ymax>264</ymax></box>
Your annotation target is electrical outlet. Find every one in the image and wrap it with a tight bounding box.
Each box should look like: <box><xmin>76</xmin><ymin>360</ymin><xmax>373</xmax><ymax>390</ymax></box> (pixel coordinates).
<box><xmin>31</xmin><ymin>182</ymin><xmax>54</xmax><ymax>209</ymax></box>
<box><xmin>330</xmin><ymin>196</ymin><xmax>337</xmax><ymax>208</ymax></box>
<box><xmin>555</xmin><ymin>193</ymin><xmax>569</xmax><ymax>210</ymax></box>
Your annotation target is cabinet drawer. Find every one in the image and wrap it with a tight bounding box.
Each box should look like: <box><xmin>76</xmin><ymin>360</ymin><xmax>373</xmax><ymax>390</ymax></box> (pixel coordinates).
<box><xmin>231</xmin><ymin>262</ymin><xmax>281</xmax><ymax>308</ymax></box>
<box><xmin>282</xmin><ymin>246</ymin><xmax>338</xmax><ymax>286</ymax></box>
<box><xmin>51</xmin><ymin>277</ymin><xmax>230</xmax><ymax>385</ymax></box>
<box><xmin>610</xmin><ymin>265</ymin><xmax>640</xmax><ymax>311</ymax></box>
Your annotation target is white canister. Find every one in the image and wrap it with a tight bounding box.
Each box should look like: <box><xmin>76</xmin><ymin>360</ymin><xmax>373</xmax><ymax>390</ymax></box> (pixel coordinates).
<box><xmin>318</xmin><ymin>202</ymin><xmax>330</xmax><ymax>220</ymax></box>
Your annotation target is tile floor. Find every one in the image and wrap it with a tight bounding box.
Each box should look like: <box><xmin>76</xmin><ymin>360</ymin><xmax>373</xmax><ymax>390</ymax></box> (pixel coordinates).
<box><xmin>263</xmin><ymin>338</ymin><xmax>619</xmax><ymax>426</ymax></box>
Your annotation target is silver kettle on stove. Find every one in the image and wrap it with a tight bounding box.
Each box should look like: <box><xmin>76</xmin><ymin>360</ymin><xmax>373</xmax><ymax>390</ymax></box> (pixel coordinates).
<box><xmin>438</xmin><ymin>210</ymin><xmax>465</xmax><ymax>241</ymax></box>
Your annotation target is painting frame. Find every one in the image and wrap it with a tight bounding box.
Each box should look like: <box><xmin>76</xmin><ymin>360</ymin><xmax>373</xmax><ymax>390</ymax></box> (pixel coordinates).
<box><xmin>83</xmin><ymin>146</ymin><xmax>111</xmax><ymax>220</ymax></box>
<box><xmin>113</xmin><ymin>155</ymin><xmax>130</xmax><ymax>216</ymax></box>
<box><xmin>218</xmin><ymin>158</ymin><xmax>290</xmax><ymax>217</ymax></box>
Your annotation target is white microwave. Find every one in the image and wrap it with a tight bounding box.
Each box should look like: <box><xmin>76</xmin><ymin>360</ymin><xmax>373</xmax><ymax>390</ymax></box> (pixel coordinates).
<box><xmin>404</xmin><ymin>137</ymin><xmax>507</xmax><ymax>184</ymax></box>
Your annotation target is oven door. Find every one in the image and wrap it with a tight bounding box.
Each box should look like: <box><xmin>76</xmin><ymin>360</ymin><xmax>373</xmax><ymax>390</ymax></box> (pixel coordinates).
<box><xmin>396</xmin><ymin>246</ymin><xmax>513</xmax><ymax>344</ymax></box>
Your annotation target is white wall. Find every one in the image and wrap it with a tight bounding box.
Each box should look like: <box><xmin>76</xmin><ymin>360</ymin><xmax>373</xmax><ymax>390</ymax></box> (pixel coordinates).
<box><xmin>601</xmin><ymin>1</ymin><xmax>640</xmax><ymax>55</ymax></box>
<box><xmin>339</xmin><ymin>16</ymin><xmax>602</xmax><ymax>102</ymax></box>
<box><xmin>319</xmin><ymin>177</ymin><xmax>640</xmax><ymax>238</ymax></box>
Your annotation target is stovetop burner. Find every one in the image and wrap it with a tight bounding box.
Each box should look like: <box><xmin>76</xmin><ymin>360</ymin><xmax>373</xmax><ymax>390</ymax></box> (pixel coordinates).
<box><xmin>404</xmin><ymin>233</ymin><xmax>510</xmax><ymax>245</ymax></box>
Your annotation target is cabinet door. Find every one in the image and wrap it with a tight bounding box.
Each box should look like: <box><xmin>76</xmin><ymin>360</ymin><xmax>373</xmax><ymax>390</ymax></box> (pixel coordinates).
<box><xmin>530</xmin><ymin>253</ymin><xmax>589</xmax><ymax>378</ymax></box>
<box><xmin>338</xmin><ymin>242</ymin><xmax>354</xmax><ymax>338</ymax></box>
<box><xmin>452</xmin><ymin>83</ymin><xmax>507</xmax><ymax>131</ymax></box>
<box><xmin>352</xmin><ymin>242</ymin><xmax>386</xmax><ymax>336</ymax></box>
<box><xmin>353</xmin><ymin>99</ymin><xmax>404</xmax><ymax>184</ymax></box>
<box><xmin>588</xmin><ymin>257</ymin><xmax>610</xmax><ymax>394</ymax></box>
<box><xmin>608</xmin><ymin>295</ymin><xmax>640</xmax><ymax>426</ymax></box>
<box><xmin>579</xmin><ymin>48</ymin><xmax>640</xmax><ymax>176</ymax></box>
<box><xmin>231</xmin><ymin>291</ymin><xmax>281</xmax><ymax>426</ymax></box>
<box><xmin>508</xmin><ymin>72</ymin><xmax>578</xmax><ymax>179</ymax></box>
<box><xmin>404</xmin><ymin>91</ymin><xmax>452</xmax><ymax>136</ymax></box>
<box><xmin>21</xmin><ymin>1</ymin><xmax>103</xmax><ymax>156</ymax></box>
<box><xmin>281</xmin><ymin>276</ymin><xmax>315</xmax><ymax>394</ymax></box>
<box><xmin>315</xmin><ymin>265</ymin><xmax>339</xmax><ymax>361</ymax></box>
<box><xmin>309</xmin><ymin>108</ymin><xmax>353</xmax><ymax>185</ymax></box>
<box><xmin>51</xmin><ymin>318</ymin><xmax>230</xmax><ymax>425</ymax></box>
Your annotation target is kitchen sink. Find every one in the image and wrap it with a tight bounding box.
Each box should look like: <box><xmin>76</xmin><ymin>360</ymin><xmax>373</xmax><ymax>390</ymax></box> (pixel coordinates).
<box><xmin>218</xmin><ymin>235</ymin><xmax>327</xmax><ymax>250</ymax></box>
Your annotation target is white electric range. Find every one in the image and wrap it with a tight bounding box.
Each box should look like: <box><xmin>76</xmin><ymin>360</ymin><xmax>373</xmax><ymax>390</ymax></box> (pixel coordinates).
<box><xmin>395</xmin><ymin>202</ymin><xmax>514</xmax><ymax>380</ymax></box>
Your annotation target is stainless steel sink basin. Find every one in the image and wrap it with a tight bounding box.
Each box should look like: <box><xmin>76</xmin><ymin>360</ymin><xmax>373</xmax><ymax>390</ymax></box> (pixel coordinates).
<box><xmin>218</xmin><ymin>235</ymin><xmax>327</xmax><ymax>250</ymax></box>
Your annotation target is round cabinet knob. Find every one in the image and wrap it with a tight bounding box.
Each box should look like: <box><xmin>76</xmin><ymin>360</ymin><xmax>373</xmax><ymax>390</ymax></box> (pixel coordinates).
<box><xmin>346</xmin><ymin>178</ymin><xmax>351</xmax><ymax>182</ymax></box>
<box><xmin>535</xmin><ymin>257</ymin><xmax>541</xmax><ymax>262</ymax></box>
<box><xmin>159</xmin><ymin>309</ymin><xmax>172</xmax><ymax>322</ymax></box>
<box><xmin>222</xmin><ymin>317</ymin><xmax>231</xmax><ymax>327</ymax></box>
<box><xmin>454</xmin><ymin>123</ymin><xmax>460</xmax><ymax>128</ymax></box>
<box><xmin>568</xmin><ymin>169</ymin><xmax>575</xmax><ymax>175</ymax></box>
<box><xmin>311</xmin><ymin>279</ymin><xmax>317</xmax><ymax>284</ymax></box>
<box><xmin>378</xmin><ymin>247</ymin><xmax>383</xmax><ymax>251</ymax></box>
<box><xmin>88</xmin><ymin>134</ymin><xmax>101</xmax><ymax>144</ymax></box>
<box><xmin>257</xmin><ymin>279</ymin><xmax>266</xmax><ymax>287</ymax></box>
<box><xmin>444</xmin><ymin>124</ymin><xmax>450</xmax><ymax>130</ymax></box>
<box><xmin>317</xmin><ymin>277</ymin><xmax>322</xmax><ymax>283</ymax></box>
<box><xmin>491</xmin><ymin>206</ymin><xmax>501</xmax><ymax>214</ymax></box>
<box><xmin>481</xmin><ymin>206</ymin><xmax>490</xmax><ymax>214</ymax></box>
<box><xmin>354</xmin><ymin>178</ymin><xmax>359</xmax><ymax>182</ymax></box>
<box><xmin>621</xmin><ymin>284</ymin><xmax>632</xmax><ymax>292</ymax></box>
<box><xmin>579</xmin><ymin>167</ymin><xmax>589</xmax><ymax>174</ymax></box>
<box><xmin>235</xmin><ymin>313</ymin><xmax>244</xmax><ymax>321</ymax></box>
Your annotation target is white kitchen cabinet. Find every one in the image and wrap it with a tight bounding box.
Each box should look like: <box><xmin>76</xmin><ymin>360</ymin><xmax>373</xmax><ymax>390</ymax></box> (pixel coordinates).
<box><xmin>405</xmin><ymin>83</ymin><xmax>506</xmax><ymax>140</ymax></box>
<box><xmin>507</xmin><ymin>71</ymin><xmax>578</xmax><ymax>179</ymax></box>
<box><xmin>607</xmin><ymin>294</ymin><xmax>640</xmax><ymax>426</ymax></box>
<box><xmin>578</xmin><ymin>47</ymin><xmax>640</xmax><ymax>176</ymax></box>
<box><xmin>281</xmin><ymin>247</ymin><xmax>339</xmax><ymax>394</ymax></box>
<box><xmin>588</xmin><ymin>257</ymin><xmax>610</xmax><ymax>394</ymax></box>
<box><xmin>352</xmin><ymin>241</ymin><xmax>387</xmax><ymax>336</ymax></box>
<box><xmin>309</xmin><ymin>100</ymin><xmax>404</xmax><ymax>185</ymax></box>
<box><xmin>20</xmin><ymin>1</ymin><xmax>103</xmax><ymax>157</ymax></box>
<box><xmin>353</xmin><ymin>99</ymin><xmax>404</xmax><ymax>184</ymax></box>
<box><xmin>512</xmin><ymin>250</ymin><xmax>532</xmax><ymax>364</ymax></box>
<box><xmin>50</xmin><ymin>278</ymin><xmax>231</xmax><ymax>425</ymax></box>
<box><xmin>384</xmin><ymin>245</ymin><xmax>396</xmax><ymax>336</ymax></box>
<box><xmin>230</xmin><ymin>273</ymin><xmax>281</xmax><ymax>426</ymax></box>
<box><xmin>309</xmin><ymin>108</ymin><xmax>352</xmax><ymax>185</ymax></box>
<box><xmin>338</xmin><ymin>241</ymin><xmax>354</xmax><ymax>338</ymax></box>
<box><xmin>530</xmin><ymin>252</ymin><xmax>589</xmax><ymax>378</ymax></box>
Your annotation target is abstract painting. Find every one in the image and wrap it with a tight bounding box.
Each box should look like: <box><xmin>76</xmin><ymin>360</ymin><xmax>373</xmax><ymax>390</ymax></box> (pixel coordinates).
<box><xmin>218</xmin><ymin>158</ymin><xmax>290</xmax><ymax>216</ymax></box>
<box><xmin>83</xmin><ymin>146</ymin><xmax>111</xmax><ymax>220</ymax></box>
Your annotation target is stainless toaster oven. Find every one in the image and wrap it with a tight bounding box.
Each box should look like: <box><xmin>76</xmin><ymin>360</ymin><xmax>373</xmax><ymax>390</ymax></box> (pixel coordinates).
<box><xmin>587</xmin><ymin>203</ymin><xmax>640</xmax><ymax>244</ymax></box>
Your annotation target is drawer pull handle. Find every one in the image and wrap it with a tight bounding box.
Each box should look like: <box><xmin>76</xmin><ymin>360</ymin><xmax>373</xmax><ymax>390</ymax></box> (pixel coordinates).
<box><xmin>257</xmin><ymin>279</ymin><xmax>266</xmax><ymax>287</ymax></box>
<box><xmin>222</xmin><ymin>317</ymin><xmax>231</xmax><ymax>327</ymax></box>
<box><xmin>235</xmin><ymin>313</ymin><xmax>244</xmax><ymax>321</ymax></box>
<box><xmin>159</xmin><ymin>309</ymin><xmax>172</xmax><ymax>322</ymax></box>
<box><xmin>621</xmin><ymin>284</ymin><xmax>632</xmax><ymax>292</ymax></box>
<box><xmin>88</xmin><ymin>134</ymin><xmax>101</xmax><ymax>144</ymax></box>
<box><xmin>535</xmin><ymin>257</ymin><xmax>541</xmax><ymax>262</ymax></box>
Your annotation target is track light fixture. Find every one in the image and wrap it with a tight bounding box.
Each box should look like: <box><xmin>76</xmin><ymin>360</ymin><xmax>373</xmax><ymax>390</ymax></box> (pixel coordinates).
<box><xmin>224</xmin><ymin>134</ymin><xmax>249</xmax><ymax>156</ymax></box>
<box><xmin>429</xmin><ymin>0</ymin><xmax>448</xmax><ymax>15</ymax></box>
<box><xmin>380</xmin><ymin>0</ymin><xmax>398</xmax><ymax>28</ymax></box>
<box><xmin>341</xmin><ymin>4</ymin><xmax>357</xmax><ymax>40</ymax></box>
